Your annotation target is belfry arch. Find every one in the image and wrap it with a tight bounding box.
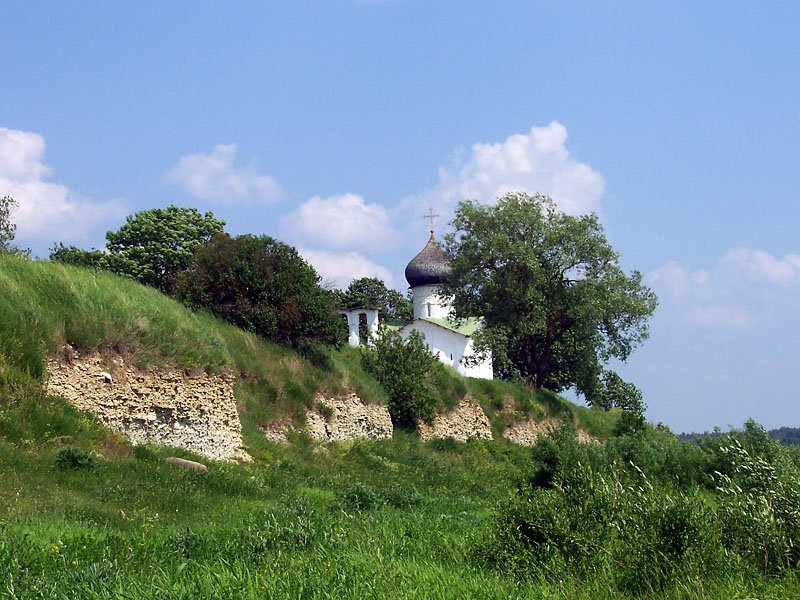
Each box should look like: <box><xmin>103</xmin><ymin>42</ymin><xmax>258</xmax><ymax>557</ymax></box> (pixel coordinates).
<box><xmin>336</xmin><ymin>308</ymin><xmax>379</xmax><ymax>347</ymax></box>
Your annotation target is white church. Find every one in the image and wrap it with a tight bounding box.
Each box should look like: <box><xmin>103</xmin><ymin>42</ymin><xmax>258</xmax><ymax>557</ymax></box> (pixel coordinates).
<box><xmin>339</xmin><ymin>229</ymin><xmax>493</xmax><ymax>380</ymax></box>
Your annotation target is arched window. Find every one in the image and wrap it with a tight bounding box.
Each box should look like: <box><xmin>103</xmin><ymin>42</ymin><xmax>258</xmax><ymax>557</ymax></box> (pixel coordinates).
<box><xmin>358</xmin><ymin>312</ymin><xmax>369</xmax><ymax>345</ymax></box>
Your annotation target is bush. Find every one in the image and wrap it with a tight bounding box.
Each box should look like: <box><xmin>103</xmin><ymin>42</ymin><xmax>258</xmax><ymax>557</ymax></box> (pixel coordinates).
<box><xmin>331</xmin><ymin>482</ymin><xmax>385</xmax><ymax>513</ymax></box>
<box><xmin>480</xmin><ymin>419</ymin><xmax>800</xmax><ymax>591</ymax></box>
<box><xmin>361</xmin><ymin>329</ymin><xmax>438</xmax><ymax>429</ymax></box>
<box><xmin>56</xmin><ymin>445</ymin><xmax>96</xmax><ymax>471</ymax></box>
<box><xmin>176</xmin><ymin>233</ymin><xmax>344</xmax><ymax>349</ymax></box>
<box><xmin>481</xmin><ymin>457</ymin><xmax>722</xmax><ymax>594</ymax></box>
<box><xmin>713</xmin><ymin>435</ymin><xmax>800</xmax><ymax>575</ymax></box>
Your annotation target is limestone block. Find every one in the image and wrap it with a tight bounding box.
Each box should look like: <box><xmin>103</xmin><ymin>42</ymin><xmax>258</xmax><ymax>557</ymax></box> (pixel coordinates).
<box><xmin>262</xmin><ymin>394</ymin><xmax>394</xmax><ymax>443</ymax></box>
<box><xmin>46</xmin><ymin>349</ymin><xmax>250</xmax><ymax>462</ymax></box>
<box><xmin>165</xmin><ymin>457</ymin><xmax>208</xmax><ymax>472</ymax></box>
<box><xmin>417</xmin><ymin>398</ymin><xmax>493</xmax><ymax>442</ymax></box>
<box><xmin>502</xmin><ymin>417</ymin><xmax>557</xmax><ymax>446</ymax></box>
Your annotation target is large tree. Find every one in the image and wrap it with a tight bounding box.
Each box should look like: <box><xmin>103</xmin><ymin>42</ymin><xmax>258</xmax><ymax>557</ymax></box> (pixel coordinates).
<box><xmin>0</xmin><ymin>195</ymin><xmax>18</xmax><ymax>252</ymax></box>
<box><xmin>176</xmin><ymin>233</ymin><xmax>344</xmax><ymax>349</ymax></box>
<box><xmin>335</xmin><ymin>277</ymin><xmax>413</xmax><ymax>322</ymax></box>
<box><xmin>443</xmin><ymin>192</ymin><xmax>657</xmax><ymax>409</ymax></box>
<box><xmin>102</xmin><ymin>206</ymin><xmax>225</xmax><ymax>294</ymax></box>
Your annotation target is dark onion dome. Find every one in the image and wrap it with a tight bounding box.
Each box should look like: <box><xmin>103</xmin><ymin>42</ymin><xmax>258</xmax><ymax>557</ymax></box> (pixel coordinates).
<box><xmin>405</xmin><ymin>233</ymin><xmax>451</xmax><ymax>287</ymax></box>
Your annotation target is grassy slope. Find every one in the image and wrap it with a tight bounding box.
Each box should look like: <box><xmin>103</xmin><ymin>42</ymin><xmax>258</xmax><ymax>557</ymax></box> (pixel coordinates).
<box><xmin>0</xmin><ymin>254</ymin><xmax>391</xmax><ymax>456</ymax></box>
<box><xmin>0</xmin><ymin>254</ymin><xmax>611</xmax><ymax>448</ymax></box>
<box><xmin>2</xmin><ymin>256</ymin><xmax>716</xmax><ymax>598</ymax></box>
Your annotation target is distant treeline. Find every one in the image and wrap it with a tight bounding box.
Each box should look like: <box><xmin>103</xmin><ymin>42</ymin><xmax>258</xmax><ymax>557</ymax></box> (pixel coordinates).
<box><xmin>680</xmin><ymin>427</ymin><xmax>800</xmax><ymax>446</ymax></box>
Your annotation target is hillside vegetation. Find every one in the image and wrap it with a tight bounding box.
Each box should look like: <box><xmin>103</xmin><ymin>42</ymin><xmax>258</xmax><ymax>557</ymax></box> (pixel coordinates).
<box><xmin>0</xmin><ymin>254</ymin><xmax>609</xmax><ymax>449</ymax></box>
<box><xmin>4</xmin><ymin>255</ymin><xmax>800</xmax><ymax>598</ymax></box>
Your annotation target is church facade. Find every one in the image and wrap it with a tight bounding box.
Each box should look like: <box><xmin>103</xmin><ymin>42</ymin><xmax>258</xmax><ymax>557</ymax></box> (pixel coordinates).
<box><xmin>400</xmin><ymin>232</ymin><xmax>493</xmax><ymax>380</ymax></box>
<box><xmin>340</xmin><ymin>231</ymin><xmax>493</xmax><ymax>380</ymax></box>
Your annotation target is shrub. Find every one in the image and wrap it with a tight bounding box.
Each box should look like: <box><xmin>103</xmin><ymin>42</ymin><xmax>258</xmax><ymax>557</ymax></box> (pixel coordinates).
<box><xmin>176</xmin><ymin>233</ymin><xmax>344</xmax><ymax>349</ymax></box>
<box><xmin>56</xmin><ymin>445</ymin><xmax>96</xmax><ymax>471</ymax></box>
<box><xmin>361</xmin><ymin>329</ymin><xmax>438</xmax><ymax>429</ymax></box>
<box><xmin>332</xmin><ymin>482</ymin><xmax>385</xmax><ymax>513</ymax></box>
<box><xmin>714</xmin><ymin>436</ymin><xmax>800</xmax><ymax>575</ymax></box>
<box><xmin>481</xmin><ymin>459</ymin><xmax>722</xmax><ymax>594</ymax></box>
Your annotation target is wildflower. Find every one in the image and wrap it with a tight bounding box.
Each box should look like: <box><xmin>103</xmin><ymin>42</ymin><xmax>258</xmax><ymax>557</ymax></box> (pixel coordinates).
<box><xmin>51</xmin><ymin>544</ymin><xmax>59</xmax><ymax>554</ymax></box>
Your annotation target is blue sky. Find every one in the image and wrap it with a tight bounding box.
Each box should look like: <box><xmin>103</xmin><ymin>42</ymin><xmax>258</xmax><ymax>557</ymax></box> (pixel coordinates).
<box><xmin>2</xmin><ymin>1</ymin><xmax>799</xmax><ymax>432</ymax></box>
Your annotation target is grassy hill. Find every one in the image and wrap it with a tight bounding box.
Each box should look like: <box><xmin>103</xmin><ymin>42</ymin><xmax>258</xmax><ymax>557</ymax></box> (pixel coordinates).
<box><xmin>5</xmin><ymin>255</ymin><xmax>800</xmax><ymax>598</ymax></box>
<box><xmin>0</xmin><ymin>253</ymin><xmax>612</xmax><ymax>455</ymax></box>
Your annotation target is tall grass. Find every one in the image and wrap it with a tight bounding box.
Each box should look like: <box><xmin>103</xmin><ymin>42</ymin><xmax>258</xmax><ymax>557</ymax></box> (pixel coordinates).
<box><xmin>0</xmin><ymin>255</ymin><xmax>390</xmax><ymax>452</ymax></box>
<box><xmin>4</xmin><ymin>426</ymin><xmax>800</xmax><ymax>598</ymax></box>
<box><xmin>1</xmin><ymin>254</ymin><xmax>616</xmax><ymax>453</ymax></box>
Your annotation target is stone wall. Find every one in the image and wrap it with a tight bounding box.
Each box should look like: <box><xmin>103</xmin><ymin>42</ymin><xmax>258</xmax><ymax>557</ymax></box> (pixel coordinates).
<box><xmin>46</xmin><ymin>350</ymin><xmax>249</xmax><ymax>462</ymax></box>
<box><xmin>262</xmin><ymin>394</ymin><xmax>393</xmax><ymax>443</ymax></box>
<box><xmin>417</xmin><ymin>398</ymin><xmax>493</xmax><ymax>442</ymax></box>
<box><xmin>45</xmin><ymin>349</ymin><xmax>596</xmax><ymax>456</ymax></box>
<box><xmin>502</xmin><ymin>417</ymin><xmax>557</xmax><ymax>446</ymax></box>
<box><xmin>305</xmin><ymin>394</ymin><xmax>394</xmax><ymax>442</ymax></box>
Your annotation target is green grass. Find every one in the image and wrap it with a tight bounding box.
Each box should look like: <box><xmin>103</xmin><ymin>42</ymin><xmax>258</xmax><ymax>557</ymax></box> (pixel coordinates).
<box><xmin>4</xmin><ymin>255</ymin><xmax>720</xmax><ymax>598</ymax></box>
<box><xmin>0</xmin><ymin>255</ymin><xmax>390</xmax><ymax>452</ymax></box>
<box><xmin>0</xmin><ymin>433</ymin><xmax>526</xmax><ymax>598</ymax></box>
<box><xmin>3</xmin><ymin>431</ymin><xmax>800</xmax><ymax>599</ymax></box>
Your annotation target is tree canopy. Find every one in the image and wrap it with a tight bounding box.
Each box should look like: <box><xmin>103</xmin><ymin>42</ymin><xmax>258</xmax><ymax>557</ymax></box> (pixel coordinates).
<box><xmin>49</xmin><ymin>243</ymin><xmax>106</xmax><ymax>269</ymax></box>
<box><xmin>0</xmin><ymin>195</ymin><xmax>18</xmax><ymax>252</ymax></box>
<box><xmin>335</xmin><ymin>277</ymin><xmax>413</xmax><ymax>322</ymax></box>
<box><xmin>176</xmin><ymin>233</ymin><xmax>344</xmax><ymax>349</ymax></box>
<box><xmin>103</xmin><ymin>206</ymin><xmax>226</xmax><ymax>294</ymax></box>
<box><xmin>443</xmin><ymin>192</ymin><xmax>657</xmax><ymax>411</ymax></box>
<box><xmin>51</xmin><ymin>206</ymin><xmax>227</xmax><ymax>293</ymax></box>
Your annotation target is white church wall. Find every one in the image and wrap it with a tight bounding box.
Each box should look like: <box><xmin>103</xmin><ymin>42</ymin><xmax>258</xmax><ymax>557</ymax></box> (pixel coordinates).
<box><xmin>401</xmin><ymin>320</ymin><xmax>492</xmax><ymax>380</ymax></box>
<box><xmin>411</xmin><ymin>285</ymin><xmax>452</xmax><ymax>319</ymax></box>
<box><xmin>461</xmin><ymin>336</ymin><xmax>493</xmax><ymax>379</ymax></box>
<box><xmin>336</xmin><ymin>308</ymin><xmax>379</xmax><ymax>347</ymax></box>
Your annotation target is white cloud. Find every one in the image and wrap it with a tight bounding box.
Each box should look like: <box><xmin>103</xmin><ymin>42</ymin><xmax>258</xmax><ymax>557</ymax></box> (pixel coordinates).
<box><xmin>649</xmin><ymin>248</ymin><xmax>800</xmax><ymax>330</ymax></box>
<box><xmin>0</xmin><ymin>126</ymin><xmax>127</xmax><ymax>251</ymax></box>
<box><xmin>166</xmin><ymin>144</ymin><xmax>282</xmax><ymax>203</ymax></box>
<box><xmin>405</xmin><ymin>121</ymin><xmax>605</xmax><ymax>223</ymax></box>
<box><xmin>648</xmin><ymin>261</ymin><xmax>711</xmax><ymax>302</ymax></box>
<box><xmin>300</xmin><ymin>248</ymin><xmax>394</xmax><ymax>290</ymax></box>
<box><xmin>282</xmin><ymin>121</ymin><xmax>604</xmax><ymax>290</ymax></box>
<box><xmin>283</xmin><ymin>193</ymin><xmax>398</xmax><ymax>250</ymax></box>
<box><xmin>719</xmin><ymin>248</ymin><xmax>800</xmax><ymax>286</ymax></box>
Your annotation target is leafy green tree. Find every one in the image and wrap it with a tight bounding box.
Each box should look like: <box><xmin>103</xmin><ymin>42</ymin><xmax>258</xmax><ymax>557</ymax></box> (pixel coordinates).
<box><xmin>49</xmin><ymin>243</ymin><xmax>105</xmax><ymax>269</ymax></box>
<box><xmin>102</xmin><ymin>206</ymin><xmax>225</xmax><ymax>294</ymax></box>
<box><xmin>596</xmin><ymin>369</ymin><xmax>646</xmax><ymax>416</ymax></box>
<box><xmin>443</xmin><ymin>192</ymin><xmax>657</xmax><ymax>407</ymax></box>
<box><xmin>176</xmin><ymin>233</ymin><xmax>344</xmax><ymax>349</ymax></box>
<box><xmin>0</xmin><ymin>195</ymin><xmax>18</xmax><ymax>252</ymax></box>
<box><xmin>336</xmin><ymin>277</ymin><xmax>413</xmax><ymax>322</ymax></box>
<box><xmin>362</xmin><ymin>328</ymin><xmax>438</xmax><ymax>429</ymax></box>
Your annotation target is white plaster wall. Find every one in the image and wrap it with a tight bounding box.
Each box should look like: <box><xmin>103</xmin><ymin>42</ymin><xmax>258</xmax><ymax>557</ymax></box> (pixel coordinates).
<box><xmin>462</xmin><ymin>336</ymin><xmax>494</xmax><ymax>379</ymax></box>
<box><xmin>402</xmin><ymin>320</ymin><xmax>492</xmax><ymax>380</ymax></box>
<box><xmin>336</xmin><ymin>308</ymin><xmax>379</xmax><ymax>347</ymax></box>
<box><xmin>411</xmin><ymin>285</ymin><xmax>452</xmax><ymax>319</ymax></box>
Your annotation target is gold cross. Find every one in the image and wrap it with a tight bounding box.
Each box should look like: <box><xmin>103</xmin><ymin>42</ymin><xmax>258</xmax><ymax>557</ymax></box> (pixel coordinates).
<box><xmin>424</xmin><ymin>208</ymin><xmax>439</xmax><ymax>234</ymax></box>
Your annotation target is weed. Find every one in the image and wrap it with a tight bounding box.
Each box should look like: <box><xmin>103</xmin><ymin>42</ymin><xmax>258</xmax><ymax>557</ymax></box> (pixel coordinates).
<box><xmin>55</xmin><ymin>446</ymin><xmax>96</xmax><ymax>471</ymax></box>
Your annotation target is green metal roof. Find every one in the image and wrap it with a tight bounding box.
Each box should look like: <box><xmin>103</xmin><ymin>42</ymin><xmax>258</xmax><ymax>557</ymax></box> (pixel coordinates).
<box><xmin>386</xmin><ymin>317</ymin><xmax>483</xmax><ymax>336</ymax></box>
<box><xmin>417</xmin><ymin>316</ymin><xmax>483</xmax><ymax>336</ymax></box>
